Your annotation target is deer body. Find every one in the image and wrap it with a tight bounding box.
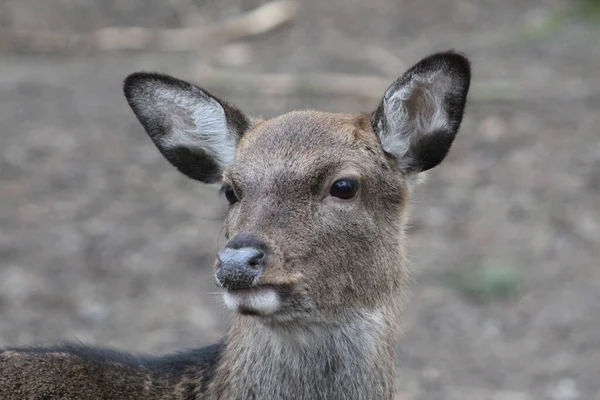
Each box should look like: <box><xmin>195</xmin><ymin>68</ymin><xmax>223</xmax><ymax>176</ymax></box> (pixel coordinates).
<box><xmin>0</xmin><ymin>51</ymin><xmax>471</xmax><ymax>399</ymax></box>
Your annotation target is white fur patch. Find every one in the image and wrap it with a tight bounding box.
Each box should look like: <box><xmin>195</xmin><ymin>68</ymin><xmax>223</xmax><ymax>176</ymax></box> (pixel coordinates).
<box><xmin>154</xmin><ymin>86</ymin><xmax>236</xmax><ymax>167</ymax></box>
<box><xmin>223</xmin><ymin>288</ymin><xmax>281</xmax><ymax>315</ymax></box>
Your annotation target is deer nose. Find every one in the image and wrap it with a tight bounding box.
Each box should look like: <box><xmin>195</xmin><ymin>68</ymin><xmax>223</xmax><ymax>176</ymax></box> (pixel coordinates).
<box><xmin>215</xmin><ymin>247</ymin><xmax>265</xmax><ymax>290</ymax></box>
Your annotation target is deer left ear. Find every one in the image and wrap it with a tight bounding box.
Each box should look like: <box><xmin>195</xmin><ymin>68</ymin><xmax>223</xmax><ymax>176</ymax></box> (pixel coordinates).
<box><xmin>371</xmin><ymin>51</ymin><xmax>471</xmax><ymax>175</ymax></box>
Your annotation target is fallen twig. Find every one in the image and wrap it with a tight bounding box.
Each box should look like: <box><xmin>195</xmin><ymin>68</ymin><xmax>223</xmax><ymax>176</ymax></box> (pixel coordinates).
<box><xmin>322</xmin><ymin>30</ymin><xmax>408</xmax><ymax>76</ymax></box>
<box><xmin>0</xmin><ymin>0</ymin><xmax>298</xmax><ymax>52</ymax></box>
<box><xmin>167</xmin><ymin>0</ymin><xmax>206</xmax><ymax>27</ymax></box>
<box><xmin>191</xmin><ymin>66</ymin><xmax>523</xmax><ymax>102</ymax></box>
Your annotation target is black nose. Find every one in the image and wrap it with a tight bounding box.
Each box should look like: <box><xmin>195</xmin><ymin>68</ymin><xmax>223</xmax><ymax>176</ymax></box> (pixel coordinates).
<box><xmin>216</xmin><ymin>235</ymin><xmax>266</xmax><ymax>290</ymax></box>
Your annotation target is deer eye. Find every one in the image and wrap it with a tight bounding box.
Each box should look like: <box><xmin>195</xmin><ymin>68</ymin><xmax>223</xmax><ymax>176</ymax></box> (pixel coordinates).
<box><xmin>329</xmin><ymin>178</ymin><xmax>359</xmax><ymax>200</ymax></box>
<box><xmin>222</xmin><ymin>185</ymin><xmax>239</xmax><ymax>205</ymax></box>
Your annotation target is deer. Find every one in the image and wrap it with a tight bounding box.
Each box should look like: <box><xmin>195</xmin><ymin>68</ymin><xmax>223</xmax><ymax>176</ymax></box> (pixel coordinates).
<box><xmin>0</xmin><ymin>50</ymin><xmax>471</xmax><ymax>399</ymax></box>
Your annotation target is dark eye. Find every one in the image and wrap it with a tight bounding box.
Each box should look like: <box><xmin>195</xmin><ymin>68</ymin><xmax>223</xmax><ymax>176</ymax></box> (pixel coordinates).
<box><xmin>222</xmin><ymin>186</ymin><xmax>239</xmax><ymax>205</ymax></box>
<box><xmin>329</xmin><ymin>178</ymin><xmax>359</xmax><ymax>200</ymax></box>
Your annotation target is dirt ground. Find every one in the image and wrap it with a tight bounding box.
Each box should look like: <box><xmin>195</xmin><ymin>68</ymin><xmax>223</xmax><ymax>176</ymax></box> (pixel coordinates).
<box><xmin>1</xmin><ymin>0</ymin><xmax>599</xmax><ymax>398</ymax></box>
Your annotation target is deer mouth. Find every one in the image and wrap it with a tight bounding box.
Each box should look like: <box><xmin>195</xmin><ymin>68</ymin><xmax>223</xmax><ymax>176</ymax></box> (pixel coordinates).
<box><xmin>223</xmin><ymin>286</ymin><xmax>282</xmax><ymax>316</ymax></box>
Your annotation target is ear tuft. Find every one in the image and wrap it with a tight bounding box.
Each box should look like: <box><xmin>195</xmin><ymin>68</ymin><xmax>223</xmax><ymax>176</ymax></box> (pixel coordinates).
<box><xmin>371</xmin><ymin>50</ymin><xmax>471</xmax><ymax>175</ymax></box>
<box><xmin>123</xmin><ymin>72</ymin><xmax>250</xmax><ymax>183</ymax></box>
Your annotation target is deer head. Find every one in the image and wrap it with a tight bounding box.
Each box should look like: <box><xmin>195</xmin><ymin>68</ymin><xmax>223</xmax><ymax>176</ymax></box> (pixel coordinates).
<box><xmin>123</xmin><ymin>51</ymin><xmax>471</xmax><ymax>329</ymax></box>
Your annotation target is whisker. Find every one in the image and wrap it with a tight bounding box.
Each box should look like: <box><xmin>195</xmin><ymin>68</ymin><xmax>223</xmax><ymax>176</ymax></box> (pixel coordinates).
<box><xmin>217</xmin><ymin>225</ymin><xmax>226</xmax><ymax>251</ymax></box>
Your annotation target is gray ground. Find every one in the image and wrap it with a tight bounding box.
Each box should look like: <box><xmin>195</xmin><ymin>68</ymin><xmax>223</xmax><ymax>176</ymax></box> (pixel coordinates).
<box><xmin>1</xmin><ymin>0</ymin><xmax>599</xmax><ymax>398</ymax></box>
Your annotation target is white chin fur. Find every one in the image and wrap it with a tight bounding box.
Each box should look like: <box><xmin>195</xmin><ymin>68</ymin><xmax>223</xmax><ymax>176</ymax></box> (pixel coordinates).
<box><xmin>223</xmin><ymin>288</ymin><xmax>280</xmax><ymax>315</ymax></box>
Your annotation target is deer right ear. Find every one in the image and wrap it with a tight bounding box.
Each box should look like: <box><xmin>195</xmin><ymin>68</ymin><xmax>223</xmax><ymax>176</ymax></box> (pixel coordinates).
<box><xmin>123</xmin><ymin>72</ymin><xmax>251</xmax><ymax>183</ymax></box>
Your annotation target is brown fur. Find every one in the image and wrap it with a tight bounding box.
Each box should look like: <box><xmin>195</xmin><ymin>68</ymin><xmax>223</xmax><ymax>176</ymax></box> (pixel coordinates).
<box><xmin>0</xmin><ymin>51</ymin><xmax>471</xmax><ymax>399</ymax></box>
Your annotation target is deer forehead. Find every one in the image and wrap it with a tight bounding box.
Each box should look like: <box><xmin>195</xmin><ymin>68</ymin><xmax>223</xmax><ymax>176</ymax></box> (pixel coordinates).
<box><xmin>240</xmin><ymin>111</ymin><xmax>376</xmax><ymax>150</ymax></box>
<box><xmin>230</xmin><ymin>111</ymin><xmax>381</xmax><ymax>179</ymax></box>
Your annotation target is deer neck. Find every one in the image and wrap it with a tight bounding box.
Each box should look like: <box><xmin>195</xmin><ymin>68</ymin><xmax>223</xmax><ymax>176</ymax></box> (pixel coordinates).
<box><xmin>209</xmin><ymin>307</ymin><xmax>398</xmax><ymax>400</ymax></box>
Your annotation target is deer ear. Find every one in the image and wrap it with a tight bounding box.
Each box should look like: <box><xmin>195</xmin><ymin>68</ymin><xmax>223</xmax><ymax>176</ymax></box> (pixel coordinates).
<box><xmin>371</xmin><ymin>51</ymin><xmax>471</xmax><ymax>175</ymax></box>
<box><xmin>123</xmin><ymin>72</ymin><xmax>251</xmax><ymax>183</ymax></box>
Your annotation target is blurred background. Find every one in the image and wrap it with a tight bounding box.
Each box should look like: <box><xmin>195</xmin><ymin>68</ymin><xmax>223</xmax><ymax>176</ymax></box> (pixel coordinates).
<box><xmin>0</xmin><ymin>0</ymin><xmax>599</xmax><ymax>398</ymax></box>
